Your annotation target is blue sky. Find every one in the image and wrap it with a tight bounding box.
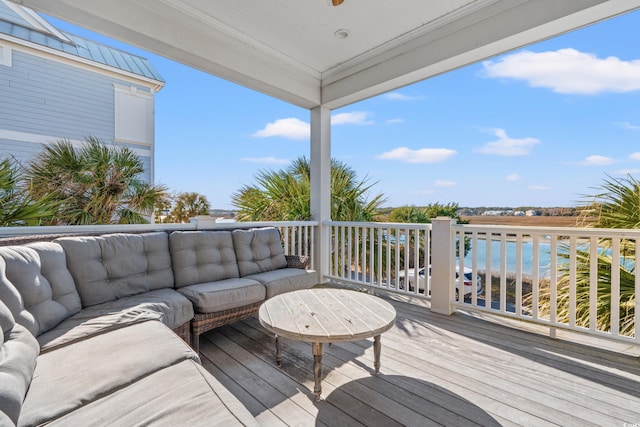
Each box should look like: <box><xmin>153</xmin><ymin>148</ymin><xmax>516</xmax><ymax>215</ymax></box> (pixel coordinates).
<box><xmin>47</xmin><ymin>10</ymin><xmax>640</xmax><ymax>210</ymax></box>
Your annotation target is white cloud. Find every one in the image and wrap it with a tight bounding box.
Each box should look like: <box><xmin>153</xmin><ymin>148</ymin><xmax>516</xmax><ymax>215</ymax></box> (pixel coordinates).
<box><xmin>482</xmin><ymin>48</ymin><xmax>640</xmax><ymax>95</ymax></box>
<box><xmin>505</xmin><ymin>173</ymin><xmax>520</xmax><ymax>181</ymax></box>
<box><xmin>241</xmin><ymin>157</ymin><xmax>289</xmax><ymax>165</ymax></box>
<box><xmin>478</xmin><ymin>128</ymin><xmax>540</xmax><ymax>156</ymax></box>
<box><xmin>581</xmin><ymin>155</ymin><xmax>615</xmax><ymax>166</ymax></box>
<box><xmin>253</xmin><ymin>118</ymin><xmax>309</xmax><ymax>140</ymax></box>
<box><xmin>384</xmin><ymin>92</ymin><xmax>423</xmax><ymax>101</ymax></box>
<box><xmin>377</xmin><ymin>147</ymin><xmax>457</xmax><ymax>163</ymax></box>
<box><xmin>629</xmin><ymin>152</ymin><xmax>640</xmax><ymax>160</ymax></box>
<box><xmin>386</xmin><ymin>118</ymin><xmax>405</xmax><ymax>124</ymax></box>
<box><xmin>615</xmin><ymin>168</ymin><xmax>640</xmax><ymax>175</ymax></box>
<box><xmin>621</xmin><ymin>122</ymin><xmax>640</xmax><ymax>131</ymax></box>
<box><xmin>529</xmin><ymin>185</ymin><xmax>551</xmax><ymax>191</ymax></box>
<box><xmin>434</xmin><ymin>180</ymin><xmax>456</xmax><ymax>187</ymax></box>
<box><xmin>332</xmin><ymin>111</ymin><xmax>373</xmax><ymax>125</ymax></box>
<box><xmin>253</xmin><ymin>112</ymin><xmax>373</xmax><ymax>140</ymax></box>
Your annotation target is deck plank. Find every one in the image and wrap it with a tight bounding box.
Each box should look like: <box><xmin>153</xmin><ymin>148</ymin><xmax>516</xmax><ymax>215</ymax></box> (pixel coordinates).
<box><xmin>200</xmin><ymin>290</ymin><xmax>640</xmax><ymax>426</ymax></box>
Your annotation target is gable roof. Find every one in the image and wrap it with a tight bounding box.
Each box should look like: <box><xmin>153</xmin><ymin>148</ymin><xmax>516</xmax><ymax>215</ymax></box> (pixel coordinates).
<box><xmin>0</xmin><ymin>0</ymin><xmax>163</xmax><ymax>84</ymax></box>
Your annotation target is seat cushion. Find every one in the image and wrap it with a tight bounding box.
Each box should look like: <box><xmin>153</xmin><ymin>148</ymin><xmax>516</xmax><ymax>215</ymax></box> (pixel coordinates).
<box><xmin>37</xmin><ymin>288</ymin><xmax>194</xmax><ymax>352</ymax></box>
<box><xmin>177</xmin><ymin>278</ymin><xmax>265</xmax><ymax>313</ymax></box>
<box><xmin>43</xmin><ymin>360</ymin><xmax>258</xmax><ymax>427</ymax></box>
<box><xmin>170</xmin><ymin>231</ymin><xmax>240</xmax><ymax>288</ymax></box>
<box><xmin>0</xmin><ymin>243</ymin><xmax>81</xmax><ymax>337</ymax></box>
<box><xmin>56</xmin><ymin>232</ymin><xmax>174</xmax><ymax>307</ymax></box>
<box><xmin>232</xmin><ymin>228</ymin><xmax>287</xmax><ymax>276</ymax></box>
<box><xmin>20</xmin><ymin>320</ymin><xmax>197</xmax><ymax>427</ymax></box>
<box><xmin>0</xmin><ymin>300</ymin><xmax>39</xmax><ymax>426</ymax></box>
<box><xmin>245</xmin><ymin>268</ymin><xmax>316</xmax><ymax>299</ymax></box>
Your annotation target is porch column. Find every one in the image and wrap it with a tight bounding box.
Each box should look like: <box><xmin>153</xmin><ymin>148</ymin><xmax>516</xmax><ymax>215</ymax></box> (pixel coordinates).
<box><xmin>310</xmin><ymin>106</ymin><xmax>331</xmax><ymax>283</ymax></box>
<box><xmin>430</xmin><ymin>217</ymin><xmax>455</xmax><ymax>315</ymax></box>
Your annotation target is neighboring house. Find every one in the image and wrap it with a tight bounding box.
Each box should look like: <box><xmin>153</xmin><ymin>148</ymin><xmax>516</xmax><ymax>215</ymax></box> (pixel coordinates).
<box><xmin>0</xmin><ymin>0</ymin><xmax>164</xmax><ymax>183</ymax></box>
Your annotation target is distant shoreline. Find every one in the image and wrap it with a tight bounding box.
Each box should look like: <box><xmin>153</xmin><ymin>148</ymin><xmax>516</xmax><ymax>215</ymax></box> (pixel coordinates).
<box><xmin>461</xmin><ymin>215</ymin><xmax>585</xmax><ymax>227</ymax></box>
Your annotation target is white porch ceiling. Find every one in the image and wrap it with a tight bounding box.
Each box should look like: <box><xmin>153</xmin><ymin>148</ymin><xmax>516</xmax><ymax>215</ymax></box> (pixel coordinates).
<box><xmin>10</xmin><ymin>0</ymin><xmax>640</xmax><ymax>109</ymax></box>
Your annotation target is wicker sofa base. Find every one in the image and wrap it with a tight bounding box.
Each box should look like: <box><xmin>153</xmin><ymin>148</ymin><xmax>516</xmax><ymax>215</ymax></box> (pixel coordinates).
<box><xmin>191</xmin><ymin>302</ymin><xmax>262</xmax><ymax>353</ymax></box>
<box><xmin>172</xmin><ymin>321</ymin><xmax>191</xmax><ymax>345</ymax></box>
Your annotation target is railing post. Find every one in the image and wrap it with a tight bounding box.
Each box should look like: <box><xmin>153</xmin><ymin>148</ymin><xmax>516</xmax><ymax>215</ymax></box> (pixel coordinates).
<box><xmin>190</xmin><ymin>215</ymin><xmax>216</xmax><ymax>229</ymax></box>
<box><xmin>310</xmin><ymin>106</ymin><xmax>331</xmax><ymax>284</ymax></box>
<box><xmin>431</xmin><ymin>217</ymin><xmax>455</xmax><ymax>315</ymax></box>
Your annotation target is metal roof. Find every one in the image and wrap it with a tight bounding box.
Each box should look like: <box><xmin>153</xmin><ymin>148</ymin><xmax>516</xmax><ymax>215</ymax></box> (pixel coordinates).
<box><xmin>0</xmin><ymin>7</ymin><xmax>163</xmax><ymax>83</ymax></box>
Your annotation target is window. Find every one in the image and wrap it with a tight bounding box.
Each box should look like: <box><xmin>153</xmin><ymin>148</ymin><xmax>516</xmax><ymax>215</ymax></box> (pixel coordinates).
<box><xmin>114</xmin><ymin>84</ymin><xmax>154</xmax><ymax>145</ymax></box>
<box><xmin>0</xmin><ymin>43</ymin><xmax>12</xmax><ymax>67</ymax></box>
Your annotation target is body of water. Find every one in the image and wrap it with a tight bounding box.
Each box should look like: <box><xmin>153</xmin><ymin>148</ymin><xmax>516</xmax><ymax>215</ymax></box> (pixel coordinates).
<box><xmin>462</xmin><ymin>240</ymin><xmax>552</xmax><ymax>277</ymax></box>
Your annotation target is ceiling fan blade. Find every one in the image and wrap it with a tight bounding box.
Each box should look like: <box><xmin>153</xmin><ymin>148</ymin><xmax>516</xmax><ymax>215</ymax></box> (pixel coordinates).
<box><xmin>332</xmin><ymin>0</ymin><xmax>345</xmax><ymax>6</ymax></box>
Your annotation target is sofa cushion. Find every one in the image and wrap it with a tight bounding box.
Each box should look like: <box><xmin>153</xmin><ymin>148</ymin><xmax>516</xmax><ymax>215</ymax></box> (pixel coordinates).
<box><xmin>37</xmin><ymin>288</ymin><xmax>194</xmax><ymax>351</ymax></box>
<box><xmin>0</xmin><ymin>249</ymin><xmax>40</xmax><ymax>337</ymax></box>
<box><xmin>56</xmin><ymin>232</ymin><xmax>174</xmax><ymax>307</ymax></box>
<box><xmin>177</xmin><ymin>278</ymin><xmax>265</xmax><ymax>313</ymax></box>
<box><xmin>232</xmin><ymin>228</ymin><xmax>287</xmax><ymax>276</ymax></box>
<box><xmin>245</xmin><ymin>268</ymin><xmax>317</xmax><ymax>299</ymax></box>
<box><xmin>20</xmin><ymin>320</ymin><xmax>197</xmax><ymax>427</ymax></box>
<box><xmin>0</xmin><ymin>243</ymin><xmax>82</xmax><ymax>337</ymax></box>
<box><xmin>0</xmin><ymin>300</ymin><xmax>39</xmax><ymax>426</ymax></box>
<box><xmin>170</xmin><ymin>231</ymin><xmax>240</xmax><ymax>288</ymax></box>
<box><xmin>43</xmin><ymin>360</ymin><xmax>259</xmax><ymax>426</ymax></box>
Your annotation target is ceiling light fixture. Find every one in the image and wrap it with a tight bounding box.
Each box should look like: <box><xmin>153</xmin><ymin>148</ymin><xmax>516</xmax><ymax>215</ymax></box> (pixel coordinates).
<box><xmin>334</xmin><ymin>29</ymin><xmax>350</xmax><ymax>39</ymax></box>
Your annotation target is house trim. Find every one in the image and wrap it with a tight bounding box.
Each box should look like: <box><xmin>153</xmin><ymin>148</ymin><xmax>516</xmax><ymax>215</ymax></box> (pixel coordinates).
<box><xmin>0</xmin><ymin>128</ymin><xmax>151</xmax><ymax>157</ymax></box>
<box><xmin>0</xmin><ymin>34</ymin><xmax>163</xmax><ymax>91</ymax></box>
<box><xmin>0</xmin><ymin>42</ymin><xmax>11</xmax><ymax>66</ymax></box>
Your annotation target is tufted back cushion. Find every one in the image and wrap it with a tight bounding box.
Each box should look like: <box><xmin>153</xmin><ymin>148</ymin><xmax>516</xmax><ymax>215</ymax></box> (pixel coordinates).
<box><xmin>0</xmin><ymin>243</ymin><xmax>81</xmax><ymax>337</ymax></box>
<box><xmin>170</xmin><ymin>231</ymin><xmax>240</xmax><ymax>288</ymax></box>
<box><xmin>232</xmin><ymin>227</ymin><xmax>287</xmax><ymax>276</ymax></box>
<box><xmin>0</xmin><ymin>298</ymin><xmax>39</xmax><ymax>425</ymax></box>
<box><xmin>0</xmin><ymin>298</ymin><xmax>14</xmax><ymax>345</ymax></box>
<box><xmin>56</xmin><ymin>232</ymin><xmax>174</xmax><ymax>307</ymax></box>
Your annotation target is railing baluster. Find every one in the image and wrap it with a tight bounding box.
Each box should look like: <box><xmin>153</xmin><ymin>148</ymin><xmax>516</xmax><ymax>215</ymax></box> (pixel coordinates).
<box><xmin>549</xmin><ymin>235</ymin><xmax>558</xmax><ymax>338</ymax></box>
<box><xmin>500</xmin><ymin>233</ymin><xmax>507</xmax><ymax>313</ymax></box>
<box><xmin>611</xmin><ymin>237</ymin><xmax>621</xmax><ymax>336</ymax></box>
<box><xmin>532</xmin><ymin>235</ymin><xmax>540</xmax><ymax>321</ymax></box>
<box><xmin>589</xmin><ymin>236</ymin><xmax>598</xmax><ymax>332</ymax></box>
<box><xmin>515</xmin><ymin>233</ymin><xmax>522</xmax><ymax>316</ymax></box>
<box><xmin>569</xmin><ymin>235</ymin><xmax>577</xmax><ymax>328</ymax></box>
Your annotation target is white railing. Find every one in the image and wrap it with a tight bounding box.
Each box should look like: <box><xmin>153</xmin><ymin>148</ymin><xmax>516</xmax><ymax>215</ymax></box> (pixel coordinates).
<box><xmin>0</xmin><ymin>219</ymin><xmax>318</xmax><ymax>266</ymax></box>
<box><xmin>451</xmin><ymin>223</ymin><xmax>640</xmax><ymax>345</ymax></box>
<box><xmin>325</xmin><ymin>221</ymin><xmax>431</xmax><ymax>297</ymax></box>
<box><xmin>3</xmin><ymin>218</ymin><xmax>636</xmax><ymax>345</ymax></box>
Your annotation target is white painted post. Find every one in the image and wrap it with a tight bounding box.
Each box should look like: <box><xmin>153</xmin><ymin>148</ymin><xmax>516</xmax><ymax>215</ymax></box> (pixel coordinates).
<box><xmin>310</xmin><ymin>106</ymin><xmax>331</xmax><ymax>284</ymax></box>
<box><xmin>430</xmin><ymin>217</ymin><xmax>455</xmax><ymax>315</ymax></box>
<box><xmin>191</xmin><ymin>215</ymin><xmax>217</xmax><ymax>228</ymax></box>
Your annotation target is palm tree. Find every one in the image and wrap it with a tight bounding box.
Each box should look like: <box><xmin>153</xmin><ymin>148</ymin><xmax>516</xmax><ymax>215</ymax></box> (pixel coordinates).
<box><xmin>536</xmin><ymin>174</ymin><xmax>636</xmax><ymax>336</ymax></box>
<box><xmin>0</xmin><ymin>157</ymin><xmax>58</xmax><ymax>226</ymax></box>
<box><xmin>28</xmin><ymin>137</ymin><xmax>167</xmax><ymax>225</ymax></box>
<box><xmin>169</xmin><ymin>192</ymin><xmax>211</xmax><ymax>223</ymax></box>
<box><xmin>231</xmin><ymin>156</ymin><xmax>385</xmax><ymax>222</ymax></box>
<box><xmin>232</xmin><ymin>157</ymin><xmax>386</xmax><ymax>277</ymax></box>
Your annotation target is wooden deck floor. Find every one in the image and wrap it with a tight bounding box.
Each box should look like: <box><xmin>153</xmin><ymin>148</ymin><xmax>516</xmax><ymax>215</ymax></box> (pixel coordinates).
<box><xmin>198</xmin><ymin>291</ymin><xmax>640</xmax><ymax>426</ymax></box>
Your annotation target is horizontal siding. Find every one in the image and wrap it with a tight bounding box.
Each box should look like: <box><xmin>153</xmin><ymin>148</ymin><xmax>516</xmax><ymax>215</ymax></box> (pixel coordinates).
<box><xmin>0</xmin><ymin>138</ymin><xmax>41</xmax><ymax>165</ymax></box>
<box><xmin>0</xmin><ymin>139</ymin><xmax>153</xmax><ymax>184</ymax></box>
<box><xmin>0</xmin><ymin>50</ymin><xmax>150</xmax><ymax>141</ymax></box>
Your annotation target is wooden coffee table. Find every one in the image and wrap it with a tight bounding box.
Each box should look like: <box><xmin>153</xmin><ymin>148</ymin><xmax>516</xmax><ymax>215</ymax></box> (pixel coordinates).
<box><xmin>258</xmin><ymin>288</ymin><xmax>397</xmax><ymax>401</ymax></box>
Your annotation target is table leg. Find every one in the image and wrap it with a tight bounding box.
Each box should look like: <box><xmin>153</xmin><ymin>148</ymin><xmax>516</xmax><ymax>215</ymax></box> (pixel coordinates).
<box><xmin>312</xmin><ymin>342</ymin><xmax>324</xmax><ymax>401</ymax></box>
<box><xmin>275</xmin><ymin>335</ymin><xmax>282</xmax><ymax>367</ymax></box>
<box><xmin>373</xmin><ymin>335</ymin><xmax>381</xmax><ymax>374</ymax></box>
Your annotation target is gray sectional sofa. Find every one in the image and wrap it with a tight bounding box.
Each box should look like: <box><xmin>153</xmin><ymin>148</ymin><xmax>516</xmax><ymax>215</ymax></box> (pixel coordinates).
<box><xmin>0</xmin><ymin>226</ymin><xmax>316</xmax><ymax>426</ymax></box>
